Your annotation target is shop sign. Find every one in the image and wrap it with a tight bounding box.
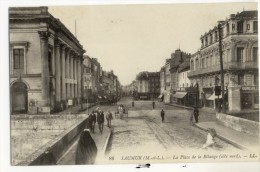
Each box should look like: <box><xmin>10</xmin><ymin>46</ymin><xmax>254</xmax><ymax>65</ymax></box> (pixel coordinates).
<box><xmin>241</xmin><ymin>86</ymin><xmax>258</xmax><ymax>91</ymax></box>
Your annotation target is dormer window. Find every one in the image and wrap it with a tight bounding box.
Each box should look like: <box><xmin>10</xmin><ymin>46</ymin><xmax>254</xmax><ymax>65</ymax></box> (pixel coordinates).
<box><xmin>253</xmin><ymin>21</ymin><xmax>258</xmax><ymax>33</ymax></box>
<box><xmin>237</xmin><ymin>21</ymin><xmax>243</xmax><ymax>33</ymax></box>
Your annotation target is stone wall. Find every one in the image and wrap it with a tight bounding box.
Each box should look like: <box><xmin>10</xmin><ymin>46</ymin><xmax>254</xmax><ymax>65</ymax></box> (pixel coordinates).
<box><xmin>216</xmin><ymin>113</ymin><xmax>259</xmax><ymax>136</ymax></box>
<box><xmin>17</xmin><ymin>115</ymin><xmax>89</xmax><ymax>165</ymax></box>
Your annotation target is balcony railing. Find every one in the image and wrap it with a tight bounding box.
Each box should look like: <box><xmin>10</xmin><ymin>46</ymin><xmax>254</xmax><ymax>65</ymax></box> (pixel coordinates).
<box><xmin>188</xmin><ymin>61</ymin><xmax>258</xmax><ymax>77</ymax></box>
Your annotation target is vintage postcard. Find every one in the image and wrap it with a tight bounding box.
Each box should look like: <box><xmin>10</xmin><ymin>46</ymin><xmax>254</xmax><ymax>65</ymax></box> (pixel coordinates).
<box><xmin>8</xmin><ymin>1</ymin><xmax>259</xmax><ymax>168</ymax></box>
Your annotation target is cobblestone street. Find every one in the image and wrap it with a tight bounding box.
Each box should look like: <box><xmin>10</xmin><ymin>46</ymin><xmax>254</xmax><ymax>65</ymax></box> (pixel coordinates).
<box><xmin>91</xmin><ymin>97</ymin><xmax>243</xmax><ymax>163</ymax></box>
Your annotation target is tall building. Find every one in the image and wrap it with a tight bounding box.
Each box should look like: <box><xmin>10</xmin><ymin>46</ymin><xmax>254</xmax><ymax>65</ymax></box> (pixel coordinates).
<box><xmin>159</xmin><ymin>49</ymin><xmax>191</xmax><ymax>104</ymax></box>
<box><xmin>10</xmin><ymin>7</ymin><xmax>85</xmax><ymax>114</ymax></box>
<box><xmin>135</xmin><ymin>71</ymin><xmax>160</xmax><ymax>100</ymax></box>
<box><xmin>188</xmin><ymin>10</ymin><xmax>258</xmax><ymax>111</ymax></box>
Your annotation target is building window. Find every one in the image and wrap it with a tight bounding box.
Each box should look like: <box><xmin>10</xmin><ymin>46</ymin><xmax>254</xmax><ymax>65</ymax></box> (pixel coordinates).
<box><xmin>253</xmin><ymin>47</ymin><xmax>258</xmax><ymax>62</ymax></box>
<box><xmin>253</xmin><ymin>21</ymin><xmax>258</xmax><ymax>33</ymax></box>
<box><xmin>226</xmin><ymin>23</ymin><xmax>230</xmax><ymax>35</ymax></box>
<box><xmin>254</xmin><ymin>74</ymin><xmax>258</xmax><ymax>85</ymax></box>
<box><xmin>237</xmin><ymin>21</ymin><xmax>243</xmax><ymax>33</ymax></box>
<box><xmin>210</xmin><ymin>34</ymin><xmax>213</xmax><ymax>44</ymax></box>
<box><xmin>210</xmin><ymin>55</ymin><xmax>213</xmax><ymax>66</ymax></box>
<box><xmin>201</xmin><ymin>58</ymin><xmax>205</xmax><ymax>68</ymax></box>
<box><xmin>195</xmin><ymin>59</ymin><xmax>199</xmax><ymax>69</ymax></box>
<box><xmin>215</xmin><ymin>30</ymin><xmax>218</xmax><ymax>42</ymax></box>
<box><xmin>232</xmin><ymin>23</ymin><xmax>236</xmax><ymax>31</ymax></box>
<box><xmin>191</xmin><ymin>60</ymin><xmax>194</xmax><ymax>70</ymax></box>
<box><xmin>238</xmin><ymin>74</ymin><xmax>244</xmax><ymax>85</ymax></box>
<box><xmin>247</xmin><ymin>24</ymin><xmax>250</xmax><ymax>30</ymax></box>
<box><xmin>13</xmin><ymin>49</ymin><xmax>24</xmax><ymax>69</ymax></box>
<box><xmin>237</xmin><ymin>47</ymin><xmax>244</xmax><ymax>63</ymax></box>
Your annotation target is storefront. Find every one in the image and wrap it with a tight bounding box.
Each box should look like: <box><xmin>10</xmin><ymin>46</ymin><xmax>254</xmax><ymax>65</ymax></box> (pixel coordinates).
<box><xmin>202</xmin><ymin>87</ymin><xmax>214</xmax><ymax>108</ymax></box>
<box><xmin>172</xmin><ymin>92</ymin><xmax>187</xmax><ymax>106</ymax></box>
<box><xmin>241</xmin><ymin>86</ymin><xmax>259</xmax><ymax>110</ymax></box>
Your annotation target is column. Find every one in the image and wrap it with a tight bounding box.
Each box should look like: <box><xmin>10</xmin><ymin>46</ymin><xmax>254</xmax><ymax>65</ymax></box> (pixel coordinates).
<box><xmin>75</xmin><ymin>55</ymin><xmax>78</xmax><ymax>102</ymax></box>
<box><xmin>70</xmin><ymin>53</ymin><xmax>74</xmax><ymax>99</ymax></box>
<box><xmin>74</xmin><ymin>55</ymin><xmax>77</xmax><ymax>100</ymax></box>
<box><xmin>78</xmin><ymin>58</ymin><xmax>82</xmax><ymax>102</ymax></box>
<box><xmin>54</xmin><ymin>39</ymin><xmax>61</xmax><ymax>104</ymax></box>
<box><xmin>66</xmin><ymin>50</ymin><xmax>71</xmax><ymax>99</ymax></box>
<box><xmin>38</xmin><ymin>31</ymin><xmax>50</xmax><ymax>109</ymax></box>
<box><xmin>61</xmin><ymin>45</ymin><xmax>67</xmax><ymax>102</ymax></box>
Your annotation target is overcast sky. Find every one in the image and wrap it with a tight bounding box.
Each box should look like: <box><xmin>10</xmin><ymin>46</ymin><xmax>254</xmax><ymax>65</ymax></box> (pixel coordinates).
<box><xmin>49</xmin><ymin>2</ymin><xmax>257</xmax><ymax>85</ymax></box>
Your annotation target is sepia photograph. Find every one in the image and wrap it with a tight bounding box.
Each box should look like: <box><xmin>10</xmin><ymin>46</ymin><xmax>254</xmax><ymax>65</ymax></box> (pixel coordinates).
<box><xmin>1</xmin><ymin>0</ymin><xmax>260</xmax><ymax>171</ymax></box>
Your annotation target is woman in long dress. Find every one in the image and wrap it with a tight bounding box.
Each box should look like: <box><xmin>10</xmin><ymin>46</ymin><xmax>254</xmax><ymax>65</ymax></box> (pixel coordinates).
<box><xmin>75</xmin><ymin>129</ymin><xmax>97</xmax><ymax>164</ymax></box>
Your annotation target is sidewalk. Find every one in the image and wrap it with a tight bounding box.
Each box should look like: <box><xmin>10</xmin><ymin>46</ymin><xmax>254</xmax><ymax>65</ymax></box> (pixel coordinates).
<box><xmin>57</xmin><ymin>124</ymin><xmax>112</xmax><ymax>165</ymax></box>
<box><xmin>195</xmin><ymin>121</ymin><xmax>259</xmax><ymax>151</ymax></box>
<box><xmin>166</xmin><ymin>103</ymin><xmax>216</xmax><ymax>114</ymax></box>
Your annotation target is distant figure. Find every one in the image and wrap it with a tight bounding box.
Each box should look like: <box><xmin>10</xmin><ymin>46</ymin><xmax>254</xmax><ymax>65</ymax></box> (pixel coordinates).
<box><xmin>87</xmin><ymin>113</ymin><xmax>93</xmax><ymax>130</ymax></box>
<box><xmin>160</xmin><ymin>109</ymin><xmax>165</xmax><ymax>122</ymax></box>
<box><xmin>91</xmin><ymin>111</ymin><xmax>97</xmax><ymax>133</ymax></box>
<box><xmin>106</xmin><ymin>111</ymin><xmax>113</xmax><ymax>128</ymax></box>
<box><xmin>193</xmin><ymin>107</ymin><xmax>199</xmax><ymax>123</ymax></box>
<box><xmin>97</xmin><ymin>110</ymin><xmax>104</xmax><ymax>134</ymax></box>
<box><xmin>75</xmin><ymin>129</ymin><xmax>97</xmax><ymax>164</ymax></box>
<box><xmin>38</xmin><ymin>147</ymin><xmax>56</xmax><ymax>165</ymax></box>
<box><xmin>132</xmin><ymin>101</ymin><xmax>135</xmax><ymax>107</ymax></box>
<box><xmin>152</xmin><ymin>101</ymin><xmax>155</xmax><ymax>109</ymax></box>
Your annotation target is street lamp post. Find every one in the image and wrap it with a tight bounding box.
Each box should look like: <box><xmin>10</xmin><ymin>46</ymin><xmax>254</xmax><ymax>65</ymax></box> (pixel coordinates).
<box><xmin>218</xmin><ymin>23</ymin><xmax>226</xmax><ymax>113</ymax></box>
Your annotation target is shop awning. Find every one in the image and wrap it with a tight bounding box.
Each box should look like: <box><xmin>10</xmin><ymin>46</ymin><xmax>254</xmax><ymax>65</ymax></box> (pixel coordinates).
<box><xmin>173</xmin><ymin>92</ymin><xmax>187</xmax><ymax>99</ymax></box>
<box><xmin>207</xmin><ymin>94</ymin><xmax>222</xmax><ymax>100</ymax></box>
<box><xmin>158</xmin><ymin>94</ymin><xmax>164</xmax><ymax>99</ymax></box>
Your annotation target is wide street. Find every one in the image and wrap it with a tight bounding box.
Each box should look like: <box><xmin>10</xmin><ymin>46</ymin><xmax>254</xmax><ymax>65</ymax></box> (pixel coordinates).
<box><xmin>57</xmin><ymin>97</ymin><xmax>243</xmax><ymax>164</ymax></box>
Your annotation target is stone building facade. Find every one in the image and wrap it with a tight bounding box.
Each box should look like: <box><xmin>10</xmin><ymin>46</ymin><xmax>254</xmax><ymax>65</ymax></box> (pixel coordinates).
<box><xmin>188</xmin><ymin>11</ymin><xmax>258</xmax><ymax>111</ymax></box>
<box><xmin>136</xmin><ymin>71</ymin><xmax>160</xmax><ymax>100</ymax></box>
<box><xmin>10</xmin><ymin>7</ymin><xmax>85</xmax><ymax>114</ymax></box>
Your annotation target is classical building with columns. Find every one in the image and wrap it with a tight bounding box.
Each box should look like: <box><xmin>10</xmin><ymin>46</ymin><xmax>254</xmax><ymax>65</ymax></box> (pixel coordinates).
<box><xmin>188</xmin><ymin>10</ymin><xmax>258</xmax><ymax>111</ymax></box>
<box><xmin>10</xmin><ymin>7</ymin><xmax>85</xmax><ymax>114</ymax></box>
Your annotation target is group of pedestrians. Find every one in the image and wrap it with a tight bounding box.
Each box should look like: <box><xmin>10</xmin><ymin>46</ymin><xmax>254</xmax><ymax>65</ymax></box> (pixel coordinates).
<box><xmin>87</xmin><ymin>107</ymin><xmax>114</xmax><ymax>134</ymax></box>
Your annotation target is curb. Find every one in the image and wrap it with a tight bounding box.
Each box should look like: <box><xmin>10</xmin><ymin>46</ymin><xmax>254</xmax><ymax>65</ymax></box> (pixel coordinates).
<box><xmin>165</xmin><ymin>103</ymin><xmax>217</xmax><ymax>114</ymax></box>
<box><xmin>194</xmin><ymin>123</ymin><xmax>246</xmax><ymax>150</ymax></box>
<box><xmin>165</xmin><ymin>103</ymin><xmax>193</xmax><ymax>110</ymax></box>
<box><xmin>101</xmin><ymin>128</ymin><xmax>112</xmax><ymax>156</ymax></box>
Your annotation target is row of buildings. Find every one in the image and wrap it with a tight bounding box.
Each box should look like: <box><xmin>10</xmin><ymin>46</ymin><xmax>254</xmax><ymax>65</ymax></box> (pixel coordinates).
<box><xmin>129</xmin><ymin>10</ymin><xmax>258</xmax><ymax>112</ymax></box>
<box><xmin>10</xmin><ymin>7</ymin><xmax>121</xmax><ymax>114</ymax></box>
<box><xmin>83</xmin><ymin>55</ymin><xmax>121</xmax><ymax>104</ymax></box>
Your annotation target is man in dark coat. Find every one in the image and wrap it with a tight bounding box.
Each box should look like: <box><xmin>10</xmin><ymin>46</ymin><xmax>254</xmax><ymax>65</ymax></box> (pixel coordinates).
<box><xmin>152</xmin><ymin>101</ymin><xmax>155</xmax><ymax>109</ymax></box>
<box><xmin>97</xmin><ymin>110</ymin><xmax>104</xmax><ymax>134</ymax></box>
<box><xmin>193</xmin><ymin>107</ymin><xmax>199</xmax><ymax>123</ymax></box>
<box><xmin>75</xmin><ymin>129</ymin><xmax>97</xmax><ymax>164</ymax></box>
<box><xmin>91</xmin><ymin>111</ymin><xmax>97</xmax><ymax>133</ymax></box>
<box><xmin>160</xmin><ymin>109</ymin><xmax>165</xmax><ymax>122</ymax></box>
<box><xmin>87</xmin><ymin>113</ymin><xmax>93</xmax><ymax>131</ymax></box>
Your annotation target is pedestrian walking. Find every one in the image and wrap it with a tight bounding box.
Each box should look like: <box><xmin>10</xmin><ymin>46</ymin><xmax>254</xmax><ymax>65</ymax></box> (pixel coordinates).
<box><xmin>87</xmin><ymin>113</ymin><xmax>93</xmax><ymax>131</ymax></box>
<box><xmin>152</xmin><ymin>101</ymin><xmax>155</xmax><ymax>109</ymax></box>
<box><xmin>91</xmin><ymin>111</ymin><xmax>97</xmax><ymax>133</ymax></box>
<box><xmin>193</xmin><ymin>107</ymin><xmax>199</xmax><ymax>123</ymax></box>
<box><xmin>106</xmin><ymin>111</ymin><xmax>113</xmax><ymax>128</ymax></box>
<box><xmin>97</xmin><ymin>110</ymin><xmax>104</xmax><ymax>134</ymax></box>
<box><xmin>132</xmin><ymin>101</ymin><xmax>135</xmax><ymax>107</ymax></box>
<box><xmin>160</xmin><ymin>108</ymin><xmax>165</xmax><ymax>122</ymax></box>
<box><xmin>75</xmin><ymin>129</ymin><xmax>97</xmax><ymax>164</ymax></box>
